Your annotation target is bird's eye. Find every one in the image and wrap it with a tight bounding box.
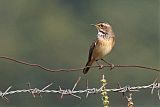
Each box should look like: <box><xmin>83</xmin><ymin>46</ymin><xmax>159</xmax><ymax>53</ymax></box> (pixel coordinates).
<box><xmin>100</xmin><ymin>24</ymin><xmax>103</xmax><ymax>27</ymax></box>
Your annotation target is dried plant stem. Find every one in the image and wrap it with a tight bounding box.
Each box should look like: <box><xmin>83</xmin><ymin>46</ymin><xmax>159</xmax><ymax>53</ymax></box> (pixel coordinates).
<box><xmin>127</xmin><ymin>93</ymin><xmax>133</xmax><ymax>107</ymax></box>
<box><xmin>101</xmin><ymin>75</ymin><xmax>109</xmax><ymax>107</ymax></box>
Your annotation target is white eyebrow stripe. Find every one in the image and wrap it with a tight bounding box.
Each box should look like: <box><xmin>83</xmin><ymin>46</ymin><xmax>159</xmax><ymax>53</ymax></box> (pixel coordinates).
<box><xmin>102</xmin><ymin>23</ymin><xmax>110</xmax><ymax>27</ymax></box>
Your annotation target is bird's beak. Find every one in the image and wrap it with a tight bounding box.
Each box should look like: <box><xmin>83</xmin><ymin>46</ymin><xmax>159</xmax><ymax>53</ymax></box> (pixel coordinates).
<box><xmin>90</xmin><ymin>24</ymin><xmax>95</xmax><ymax>26</ymax></box>
<box><xmin>91</xmin><ymin>24</ymin><xmax>98</xmax><ymax>28</ymax></box>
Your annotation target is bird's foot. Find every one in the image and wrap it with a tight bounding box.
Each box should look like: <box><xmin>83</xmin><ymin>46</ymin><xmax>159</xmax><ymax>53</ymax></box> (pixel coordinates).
<box><xmin>96</xmin><ymin>60</ymin><xmax>104</xmax><ymax>69</ymax></box>
<box><xmin>98</xmin><ymin>64</ymin><xmax>104</xmax><ymax>69</ymax></box>
<box><xmin>101</xmin><ymin>59</ymin><xmax>114</xmax><ymax>70</ymax></box>
<box><xmin>108</xmin><ymin>63</ymin><xmax>114</xmax><ymax>70</ymax></box>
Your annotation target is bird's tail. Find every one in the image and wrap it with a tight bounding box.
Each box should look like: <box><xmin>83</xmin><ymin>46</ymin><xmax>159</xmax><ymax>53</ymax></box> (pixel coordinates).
<box><xmin>83</xmin><ymin>60</ymin><xmax>94</xmax><ymax>74</ymax></box>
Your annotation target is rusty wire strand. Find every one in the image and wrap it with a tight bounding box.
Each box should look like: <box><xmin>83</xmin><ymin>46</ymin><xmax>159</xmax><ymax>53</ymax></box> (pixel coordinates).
<box><xmin>0</xmin><ymin>56</ymin><xmax>159</xmax><ymax>72</ymax></box>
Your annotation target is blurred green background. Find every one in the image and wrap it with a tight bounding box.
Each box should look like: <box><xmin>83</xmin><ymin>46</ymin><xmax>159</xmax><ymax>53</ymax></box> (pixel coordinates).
<box><xmin>0</xmin><ymin>0</ymin><xmax>159</xmax><ymax>107</ymax></box>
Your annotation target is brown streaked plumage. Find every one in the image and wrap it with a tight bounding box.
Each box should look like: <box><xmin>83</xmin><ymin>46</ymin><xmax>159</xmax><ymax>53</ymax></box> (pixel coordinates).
<box><xmin>83</xmin><ymin>22</ymin><xmax>115</xmax><ymax>74</ymax></box>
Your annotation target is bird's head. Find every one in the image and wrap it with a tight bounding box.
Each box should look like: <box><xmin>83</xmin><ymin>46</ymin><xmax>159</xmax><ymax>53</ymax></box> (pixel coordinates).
<box><xmin>91</xmin><ymin>22</ymin><xmax>112</xmax><ymax>34</ymax></box>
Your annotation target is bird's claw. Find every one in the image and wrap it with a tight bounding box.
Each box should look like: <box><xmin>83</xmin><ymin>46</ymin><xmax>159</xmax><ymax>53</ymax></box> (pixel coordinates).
<box><xmin>98</xmin><ymin>64</ymin><xmax>104</xmax><ymax>69</ymax></box>
<box><xmin>109</xmin><ymin>63</ymin><xmax>114</xmax><ymax>70</ymax></box>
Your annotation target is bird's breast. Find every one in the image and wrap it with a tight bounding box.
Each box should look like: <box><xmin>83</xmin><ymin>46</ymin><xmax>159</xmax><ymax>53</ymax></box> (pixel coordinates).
<box><xmin>93</xmin><ymin>37</ymin><xmax>114</xmax><ymax>60</ymax></box>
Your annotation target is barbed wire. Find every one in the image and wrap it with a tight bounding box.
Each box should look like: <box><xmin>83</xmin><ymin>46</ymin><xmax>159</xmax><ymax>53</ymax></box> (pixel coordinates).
<box><xmin>0</xmin><ymin>76</ymin><xmax>159</xmax><ymax>102</ymax></box>
<box><xmin>0</xmin><ymin>56</ymin><xmax>159</xmax><ymax>106</ymax></box>
<box><xmin>0</xmin><ymin>56</ymin><xmax>159</xmax><ymax>72</ymax></box>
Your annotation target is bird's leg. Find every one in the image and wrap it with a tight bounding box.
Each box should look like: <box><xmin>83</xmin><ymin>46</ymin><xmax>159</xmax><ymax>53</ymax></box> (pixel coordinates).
<box><xmin>95</xmin><ymin>60</ymin><xmax>103</xmax><ymax>69</ymax></box>
<box><xmin>101</xmin><ymin>59</ymin><xmax>114</xmax><ymax>70</ymax></box>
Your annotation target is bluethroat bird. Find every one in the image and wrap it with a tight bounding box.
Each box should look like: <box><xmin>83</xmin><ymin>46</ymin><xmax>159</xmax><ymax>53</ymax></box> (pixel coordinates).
<box><xmin>83</xmin><ymin>22</ymin><xmax>115</xmax><ymax>74</ymax></box>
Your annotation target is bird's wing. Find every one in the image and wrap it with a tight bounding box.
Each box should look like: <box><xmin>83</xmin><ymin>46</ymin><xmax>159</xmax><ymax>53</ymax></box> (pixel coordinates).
<box><xmin>88</xmin><ymin>39</ymin><xmax>97</xmax><ymax>61</ymax></box>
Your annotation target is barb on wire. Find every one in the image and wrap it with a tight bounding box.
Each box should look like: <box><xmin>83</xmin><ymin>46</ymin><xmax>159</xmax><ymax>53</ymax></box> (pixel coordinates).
<box><xmin>26</xmin><ymin>82</ymin><xmax>53</xmax><ymax>98</ymax></box>
<box><xmin>0</xmin><ymin>77</ymin><xmax>159</xmax><ymax>101</ymax></box>
<box><xmin>0</xmin><ymin>86</ymin><xmax>12</xmax><ymax>102</ymax></box>
<box><xmin>0</xmin><ymin>56</ymin><xmax>159</xmax><ymax>72</ymax></box>
<box><xmin>59</xmin><ymin>77</ymin><xmax>81</xmax><ymax>99</ymax></box>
